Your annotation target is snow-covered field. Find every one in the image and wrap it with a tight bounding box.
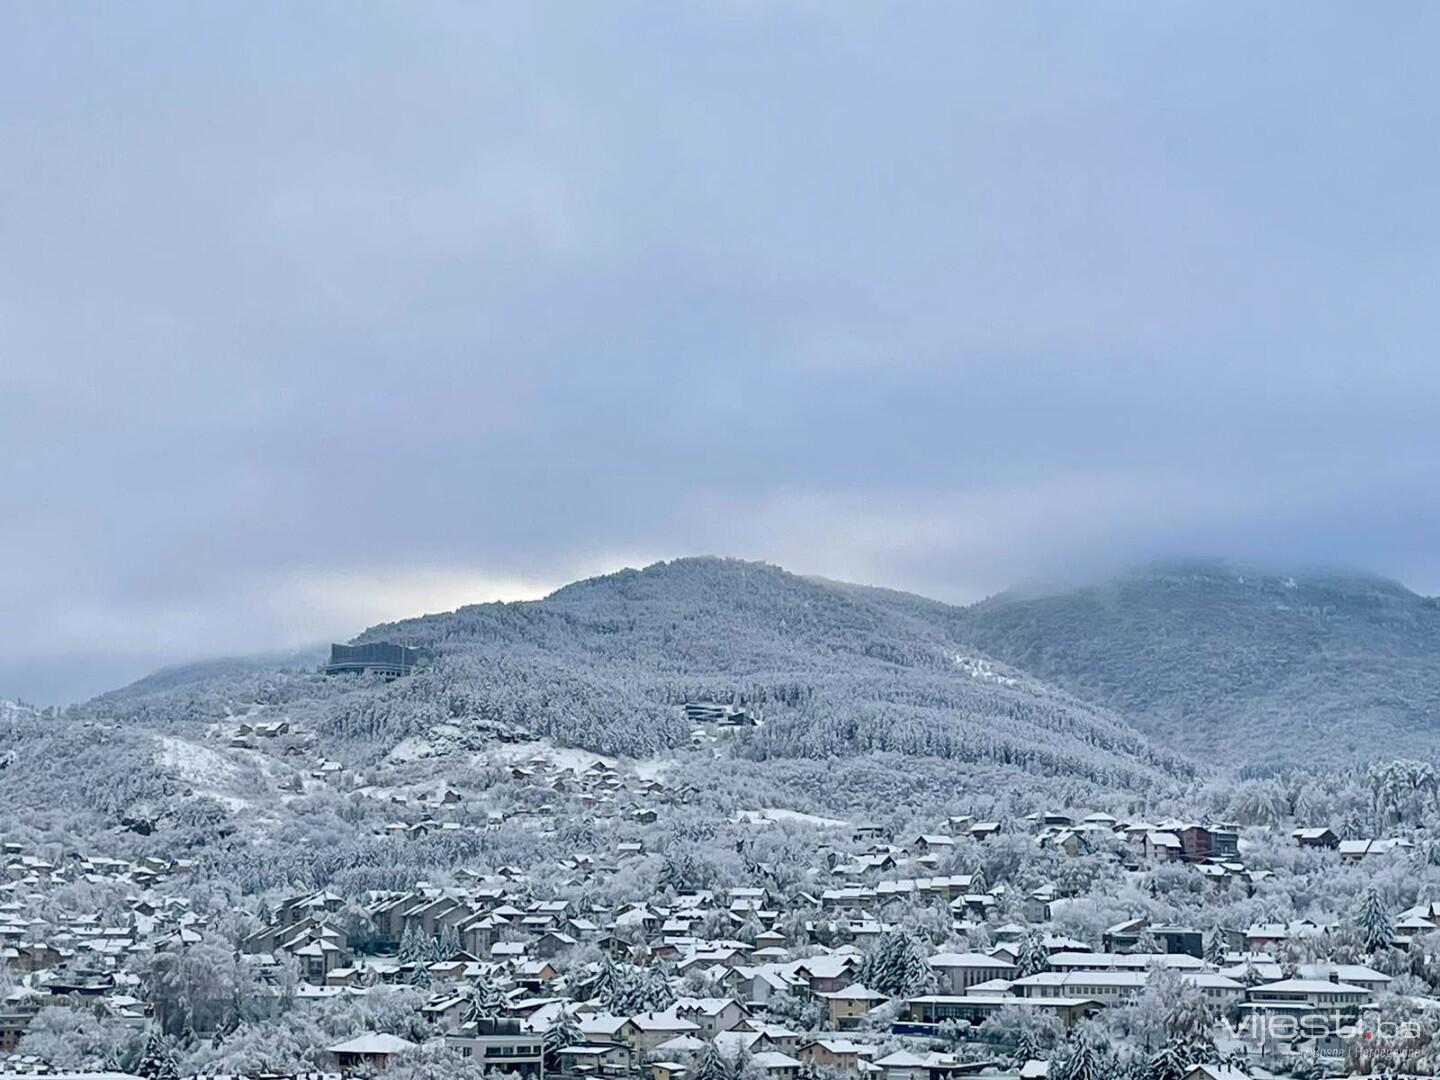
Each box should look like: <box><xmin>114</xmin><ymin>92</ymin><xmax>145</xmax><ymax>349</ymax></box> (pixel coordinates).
<box><xmin>953</xmin><ymin>654</ymin><xmax>1018</xmax><ymax>687</ymax></box>
<box><xmin>389</xmin><ymin>730</ymin><xmax>682</xmax><ymax>782</ymax></box>
<box><xmin>735</xmin><ymin>807</ymin><xmax>849</xmax><ymax>828</ymax></box>
<box><xmin>386</xmin><ymin>735</ymin><xmax>436</xmax><ymax>763</ymax></box>
<box><xmin>480</xmin><ymin>741</ymin><xmax>619</xmax><ymax>772</ymax></box>
<box><xmin>156</xmin><ymin>736</ymin><xmax>255</xmax><ymax>810</ymax></box>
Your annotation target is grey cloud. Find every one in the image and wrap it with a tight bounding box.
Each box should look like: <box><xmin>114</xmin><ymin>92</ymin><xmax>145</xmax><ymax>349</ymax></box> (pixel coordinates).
<box><xmin>4</xmin><ymin>2</ymin><xmax>1440</xmax><ymax>702</ymax></box>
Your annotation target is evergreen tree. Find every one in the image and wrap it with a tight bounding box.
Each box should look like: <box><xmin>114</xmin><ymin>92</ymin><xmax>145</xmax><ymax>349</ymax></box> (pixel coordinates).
<box><xmin>398</xmin><ymin>924</ymin><xmax>423</xmax><ymax>964</ymax></box>
<box><xmin>642</xmin><ymin>967</ymin><xmax>677</xmax><ymax>1011</ymax></box>
<box><xmin>1357</xmin><ymin>886</ymin><xmax>1393</xmax><ymax>953</ymax></box>
<box><xmin>1342</xmin><ymin>807</ymin><xmax>1369</xmax><ymax>841</ymax></box>
<box><xmin>136</xmin><ymin>1031</ymin><xmax>177</xmax><ymax>1080</ymax></box>
<box><xmin>969</xmin><ymin>864</ymin><xmax>989</xmax><ymax>896</ymax></box>
<box><xmin>465</xmin><ymin>973</ymin><xmax>505</xmax><ymax>1021</ymax></box>
<box><xmin>1049</xmin><ymin>1031</ymin><xmax>1109</xmax><ymax>1080</ymax></box>
<box><xmin>730</xmin><ymin>1045</ymin><xmax>765</xmax><ymax>1080</ymax></box>
<box><xmin>1015</xmin><ymin>928</ymin><xmax>1050</xmax><ymax>977</ymax></box>
<box><xmin>1204</xmin><ymin>927</ymin><xmax>1227</xmax><ymax>967</ymax></box>
<box><xmin>1011</xmin><ymin>1028</ymin><xmax>1042</xmax><ymax>1067</ymax></box>
<box><xmin>543</xmin><ymin>1008</ymin><xmax>582</xmax><ymax>1068</ymax></box>
<box><xmin>658</xmin><ymin>852</ymin><xmax>695</xmax><ymax>892</ymax></box>
<box><xmin>1279</xmin><ymin>948</ymin><xmax>1299</xmax><ymax>979</ymax></box>
<box><xmin>592</xmin><ymin>956</ymin><xmax>621</xmax><ymax>1006</ymax></box>
<box><xmin>859</xmin><ymin>930</ymin><xmax>934</xmax><ymax>997</ymax></box>
<box><xmin>438</xmin><ymin>922</ymin><xmax>461</xmax><ymax>958</ymax></box>
<box><xmin>692</xmin><ymin>1040</ymin><xmax>730</xmax><ymax>1080</ymax></box>
<box><xmin>1141</xmin><ymin>1041</ymin><xmax>1188</xmax><ymax>1080</ymax></box>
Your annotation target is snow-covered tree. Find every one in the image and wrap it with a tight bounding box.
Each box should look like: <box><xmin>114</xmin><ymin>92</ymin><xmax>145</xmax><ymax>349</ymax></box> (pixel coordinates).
<box><xmin>692</xmin><ymin>1040</ymin><xmax>730</xmax><ymax>1080</ymax></box>
<box><xmin>591</xmin><ymin>956</ymin><xmax>621</xmax><ymax>1006</ymax></box>
<box><xmin>464</xmin><ymin>973</ymin><xmax>506</xmax><ymax>1022</ymax></box>
<box><xmin>1011</xmin><ymin>1028</ymin><xmax>1042</xmax><ymax>1067</ymax></box>
<box><xmin>543</xmin><ymin>1008</ymin><xmax>582</xmax><ymax>1069</ymax></box>
<box><xmin>437</xmin><ymin>923</ymin><xmax>461</xmax><ymax>959</ymax></box>
<box><xmin>858</xmin><ymin>930</ymin><xmax>935</xmax><ymax>997</ymax></box>
<box><xmin>1049</xmin><ymin>1030</ymin><xmax>1111</xmax><ymax>1080</ymax></box>
<box><xmin>1015</xmin><ymin>928</ymin><xmax>1050</xmax><ymax>977</ymax></box>
<box><xmin>398</xmin><ymin>925</ymin><xmax>424</xmax><ymax>964</ymax></box>
<box><xmin>1357</xmin><ymin>886</ymin><xmax>1393</xmax><ymax>953</ymax></box>
<box><xmin>1204</xmin><ymin>927</ymin><xmax>1227</xmax><ymax>966</ymax></box>
<box><xmin>969</xmin><ymin>864</ymin><xmax>989</xmax><ymax>896</ymax></box>
<box><xmin>1141</xmin><ymin>1041</ymin><xmax>1188</xmax><ymax>1080</ymax></box>
<box><xmin>136</xmin><ymin>1030</ymin><xmax>179</xmax><ymax>1080</ymax></box>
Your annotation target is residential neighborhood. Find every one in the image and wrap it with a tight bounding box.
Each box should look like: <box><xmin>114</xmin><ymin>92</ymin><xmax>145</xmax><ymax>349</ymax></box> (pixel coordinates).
<box><xmin>1</xmin><ymin>729</ymin><xmax>1436</xmax><ymax>1080</ymax></box>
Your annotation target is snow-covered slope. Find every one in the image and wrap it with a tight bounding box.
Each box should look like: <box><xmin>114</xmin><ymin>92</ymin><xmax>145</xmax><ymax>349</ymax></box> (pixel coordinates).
<box><xmin>956</xmin><ymin>559</ymin><xmax>1440</xmax><ymax>767</ymax></box>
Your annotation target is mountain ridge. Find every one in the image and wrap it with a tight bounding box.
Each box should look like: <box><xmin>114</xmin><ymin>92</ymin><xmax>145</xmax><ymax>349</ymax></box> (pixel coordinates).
<box><xmin>81</xmin><ymin>554</ymin><xmax>1440</xmax><ymax>778</ymax></box>
<box><xmin>954</xmin><ymin>557</ymin><xmax>1440</xmax><ymax>769</ymax></box>
<box><xmin>78</xmin><ymin>556</ymin><xmax>1192</xmax><ymax>796</ymax></box>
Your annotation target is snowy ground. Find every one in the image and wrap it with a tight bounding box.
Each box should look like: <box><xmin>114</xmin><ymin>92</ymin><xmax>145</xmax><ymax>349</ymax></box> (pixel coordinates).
<box><xmin>156</xmin><ymin>736</ymin><xmax>254</xmax><ymax>811</ymax></box>
<box><xmin>953</xmin><ymin>654</ymin><xmax>1018</xmax><ymax>687</ymax></box>
<box><xmin>632</xmin><ymin>756</ymin><xmax>677</xmax><ymax>781</ymax></box>
<box><xmin>480</xmin><ymin>741</ymin><xmax>619</xmax><ymax>772</ymax></box>
<box><xmin>735</xmin><ymin>808</ymin><xmax>849</xmax><ymax>828</ymax></box>
<box><xmin>386</xmin><ymin>736</ymin><xmax>436</xmax><ymax>763</ymax></box>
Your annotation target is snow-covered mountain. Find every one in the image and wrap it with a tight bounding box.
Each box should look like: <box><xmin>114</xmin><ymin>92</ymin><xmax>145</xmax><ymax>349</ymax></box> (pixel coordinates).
<box><xmin>0</xmin><ymin>557</ymin><xmax>1206</xmax><ymax>899</ymax></box>
<box><xmin>350</xmin><ymin>556</ymin><xmax>1192</xmax><ymax>788</ymax></box>
<box><xmin>955</xmin><ymin>559</ymin><xmax>1440</xmax><ymax>769</ymax></box>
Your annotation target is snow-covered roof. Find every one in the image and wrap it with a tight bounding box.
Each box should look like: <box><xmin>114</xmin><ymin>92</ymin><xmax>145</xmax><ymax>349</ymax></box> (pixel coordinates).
<box><xmin>752</xmin><ymin>1051</ymin><xmax>803</xmax><ymax>1069</ymax></box>
<box><xmin>927</xmin><ymin>951</ymin><xmax>1014</xmax><ymax>969</ymax></box>
<box><xmin>328</xmin><ymin>1032</ymin><xmax>417</xmax><ymax>1055</ymax></box>
<box><xmin>822</xmin><ymin>983</ymin><xmax>886</xmax><ymax>1000</ymax></box>
<box><xmin>1253</xmin><ymin>978</ymin><xmax>1368</xmax><ymax>994</ymax></box>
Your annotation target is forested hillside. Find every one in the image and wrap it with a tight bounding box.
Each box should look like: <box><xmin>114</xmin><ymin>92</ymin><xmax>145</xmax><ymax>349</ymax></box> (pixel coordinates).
<box><xmin>36</xmin><ymin>558</ymin><xmax>1191</xmax><ymax>832</ymax></box>
<box><xmin>50</xmin><ymin>554</ymin><xmax>1440</xmax><ymax>808</ymax></box>
<box><xmin>955</xmin><ymin>559</ymin><xmax>1440</xmax><ymax>770</ymax></box>
<box><xmin>0</xmin><ymin>557</ymin><xmax>1196</xmax><ymax>899</ymax></box>
<box><xmin>354</xmin><ymin>557</ymin><xmax>1192</xmax><ymax>787</ymax></box>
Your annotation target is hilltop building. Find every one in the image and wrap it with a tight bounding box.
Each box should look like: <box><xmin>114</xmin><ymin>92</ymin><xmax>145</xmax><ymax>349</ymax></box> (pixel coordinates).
<box><xmin>324</xmin><ymin>642</ymin><xmax>424</xmax><ymax>679</ymax></box>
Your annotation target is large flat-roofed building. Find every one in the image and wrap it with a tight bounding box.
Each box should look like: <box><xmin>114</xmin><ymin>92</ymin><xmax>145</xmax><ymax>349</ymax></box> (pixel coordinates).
<box><xmin>447</xmin><ymin>1016</ymin><xmax>545</xmax><ymax>1078</ymax></box>
<box><xmin>683</xmin><ymin>702</ymin><xmax>756</xmax><ymax>726</ymax></box>
<box><xmin>324</xmin><ymin>642</ymin><xmax>423</xmax><ymax>678</ymax></box>
<box><xmin>906</xmin><ymin>994</ymin><xmax>1099</xmax><ymax>1028</ymax></box>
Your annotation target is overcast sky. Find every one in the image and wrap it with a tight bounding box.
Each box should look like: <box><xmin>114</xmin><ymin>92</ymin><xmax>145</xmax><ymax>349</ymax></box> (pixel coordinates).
<box><xmin>4</xmin><ymin>3</ymin><xmax>1440</xmax><ymax>704</ymax></box>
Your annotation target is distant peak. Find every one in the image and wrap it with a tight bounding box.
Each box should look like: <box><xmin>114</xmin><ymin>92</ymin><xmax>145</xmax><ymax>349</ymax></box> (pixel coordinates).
<box><xmin>998</xmin><ymin>557</ymin><xmax>1410</xmax><ymax>598</ymax></box>
<box><xmin>1126</xmin><ymin>558</ymin><xmax>1412</xmax><ymax>596</ymax></box>
<box><xmin>545</xmin><ymin>555</ymin><xmax>790</xmax><ymax>599</ymax></box>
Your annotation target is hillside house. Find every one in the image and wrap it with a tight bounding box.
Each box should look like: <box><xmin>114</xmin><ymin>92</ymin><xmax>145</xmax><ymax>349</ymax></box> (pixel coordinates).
<box><xmin>905</xmin><ymin>994</ymin><xmax>1099</xmax><ymax>1028</ymax></box>
<box><xmin>1340</xmin><ymin>837</ymin><xmax>1413</xmax><ymax>860</ymax></box>
<box><xmin>1177</xmin><ymin>824</ymin><xmax>1240</xmax><ymax>862</ymax></box>
<box><xmin>798</xmin><ymin>1038</ymin><xmax>878</xmax><ymax>1074</ymax></box>
<box><xmin>926</xmin><ymin>952</ymin><xmax>1017</xmax><ymax>994</ymax></box>
<box><xmin>1241</xmin><ymin>977</ymin><xmax>1369</xmax><ymax>1031</ymax></box>
<box><xmin>329</xmin><ymin>1032</ymin><xmax>417</xmax><ymax>1074</ymax></box>
<box><xmin>448</xmin><ymin>1016</ymin><xmax>545</xmax><ymax>1078</ymax></box>
<box><xmin>821</xmin><ymin>984</ymin><xmax>887</xmax><ymax>1028</ymax></box>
